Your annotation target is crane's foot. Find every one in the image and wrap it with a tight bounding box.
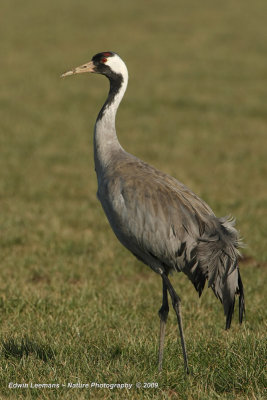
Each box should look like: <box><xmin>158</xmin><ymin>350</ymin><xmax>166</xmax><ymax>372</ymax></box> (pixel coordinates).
<box><xmin>160</xmin><ymin>272</ymin><xmax>190</xmax><ymax>374</ymax></box>
<box><xmin>158</xmin><ymin>278</ymin><xmax>169</xmax><ymax>371</ymax></box>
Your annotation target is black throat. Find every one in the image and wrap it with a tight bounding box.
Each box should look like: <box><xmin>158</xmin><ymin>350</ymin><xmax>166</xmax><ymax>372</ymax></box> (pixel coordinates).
<box><xmin>97</xmin><ymin>72</ymin><xmax>124</xmax><ymax>121</ymax></box>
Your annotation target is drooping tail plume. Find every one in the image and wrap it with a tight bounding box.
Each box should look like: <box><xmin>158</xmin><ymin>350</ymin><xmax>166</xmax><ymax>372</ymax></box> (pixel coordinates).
<box><xmin>192</xmin><ymin>216</ymin><xmax>245</xmax><ymax>328</ymax></box>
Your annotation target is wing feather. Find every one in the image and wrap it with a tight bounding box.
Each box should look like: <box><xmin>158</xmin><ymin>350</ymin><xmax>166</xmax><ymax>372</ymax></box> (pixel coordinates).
<box><xmin>98</xmin><ymin>154</ymin><xmax>244</xmax><ymax>327</ymax></box>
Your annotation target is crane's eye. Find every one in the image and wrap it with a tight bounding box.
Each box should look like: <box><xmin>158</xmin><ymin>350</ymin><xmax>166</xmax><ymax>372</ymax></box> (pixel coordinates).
<box><xmin>101</xmin><ymin>57</ymin><xmax>108</xmax><ymax>63</ymax></box>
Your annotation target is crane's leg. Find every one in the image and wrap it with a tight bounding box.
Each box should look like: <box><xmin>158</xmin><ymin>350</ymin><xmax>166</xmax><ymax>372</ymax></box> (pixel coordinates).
<box><xmin>161</xmin><ymin>272</ymin><xmax>189</xmax><ymax>374</ymax></box>
<box><xmin>158</xmin><ymin>277</ymin><xmax>169</xmax><ymax>371</ymax></box>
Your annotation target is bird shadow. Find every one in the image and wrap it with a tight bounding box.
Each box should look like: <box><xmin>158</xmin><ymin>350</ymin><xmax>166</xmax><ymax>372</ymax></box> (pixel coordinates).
<box><xmin>1</xmin><ymin>336</ymin><xmax>55</xmax><ymax>362</ymax></box>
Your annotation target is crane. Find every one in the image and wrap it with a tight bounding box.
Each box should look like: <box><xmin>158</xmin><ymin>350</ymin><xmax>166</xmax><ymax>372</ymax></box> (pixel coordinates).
<box><xmin>61</xmin><ymin>51</ymin><xmax>245</xmax><ymax>373</ymax></box>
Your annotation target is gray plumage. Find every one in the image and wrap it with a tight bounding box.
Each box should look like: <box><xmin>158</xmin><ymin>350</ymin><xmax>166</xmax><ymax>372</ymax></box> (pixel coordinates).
<box><xmin>62</xmin><ymin>51</ymin><xmax>245</xmax><ymax>372</ymax></box>
<box><xmin>98</xmin><ymin>152</ymin><xmax>244</xmax><ymax>324</ymax></box>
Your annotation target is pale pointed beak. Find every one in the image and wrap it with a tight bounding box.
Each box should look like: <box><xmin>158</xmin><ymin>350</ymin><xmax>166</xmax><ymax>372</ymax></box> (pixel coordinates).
<box><xmin>61</xmin><ymin>61</ymin><xmax>95</xmax><ymax>77</ymax></box>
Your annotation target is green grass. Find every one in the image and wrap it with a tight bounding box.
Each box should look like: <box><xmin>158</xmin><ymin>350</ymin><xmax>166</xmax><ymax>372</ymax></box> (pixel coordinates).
<box><xmin>0</xmin><ymin>0</ymin><xmax>267</xmax><ymax>398</ymax></box>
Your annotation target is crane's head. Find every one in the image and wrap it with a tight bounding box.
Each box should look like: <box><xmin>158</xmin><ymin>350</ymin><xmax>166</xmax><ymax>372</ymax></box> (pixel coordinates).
<box><xmin>61</xmin><ymin>51</ymin><xmax>127</xmax><ymax>80</ymax></box>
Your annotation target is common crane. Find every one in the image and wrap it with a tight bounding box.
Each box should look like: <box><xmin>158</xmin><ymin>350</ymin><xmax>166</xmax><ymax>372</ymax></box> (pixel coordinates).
<box><xmin>62</xmin><ymin>51</ymin><xmax>245</xmax><ymax>373</ymax></box>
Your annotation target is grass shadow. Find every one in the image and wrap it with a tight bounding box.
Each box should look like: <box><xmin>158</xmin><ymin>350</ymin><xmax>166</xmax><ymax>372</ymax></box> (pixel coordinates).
<box><xmin>1</xmin><ymin>336</ymin><xmax>55</xmax><ymax>362</ymax></box>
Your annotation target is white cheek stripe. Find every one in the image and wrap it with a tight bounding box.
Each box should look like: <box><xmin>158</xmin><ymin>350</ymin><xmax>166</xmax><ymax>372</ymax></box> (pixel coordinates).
<box><xmin>106</xmin><ymin>54</ymin><xmax>128</xmax><ymax>76</ymax></box>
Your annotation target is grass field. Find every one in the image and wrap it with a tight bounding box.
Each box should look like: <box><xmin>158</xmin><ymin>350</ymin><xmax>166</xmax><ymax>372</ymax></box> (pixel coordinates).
<box><xmin>0</xmin><ymin>0</ymin><xmax>267</xmax><ymax>398</ymax></box>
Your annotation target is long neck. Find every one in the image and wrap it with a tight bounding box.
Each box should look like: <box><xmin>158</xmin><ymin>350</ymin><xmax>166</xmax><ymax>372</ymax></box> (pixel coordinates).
<box><xmin>94</xmin><ymin>70</ymin><xmax>128</xmax><ymax>174</ymax></box>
